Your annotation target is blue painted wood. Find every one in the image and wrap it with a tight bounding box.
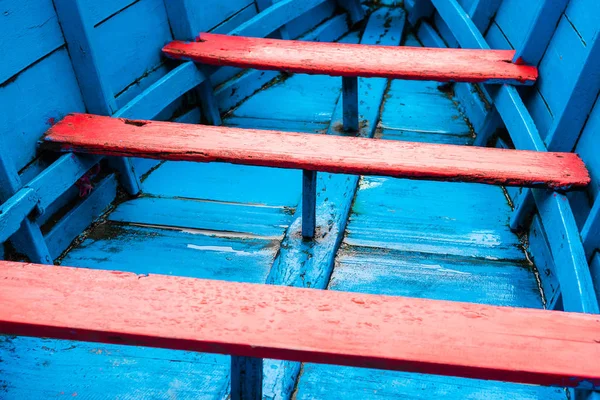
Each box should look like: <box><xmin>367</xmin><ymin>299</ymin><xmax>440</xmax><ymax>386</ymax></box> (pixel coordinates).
<box><xmin>512</xmin><ymin>15</ymin><xmax>600</xmax><ymax>229</ymax></box>
<box><xmin>215</xmin><ymin>13</ymin><xmax>349</xmax><ymax>112</ymax></box>
<box><xmin>0</xmin><ymin>144</ymin><xmax>52</xmax><ymax>264</ymax></box>
<box><xmin>0</xmin><ymin>189</ymin><xmax>39</xmax><ymax>244</ymax></box>
<box><xmin>295</xmin><ymin>34</ymin><xmax>562</xmax><ymax>400</ymax></box>
<box><xmin>430</xmin><ymin>0</ymin><xmax>490</xmax><ymax>49</ymax></box>
<box><xmin>544</xmin><ymin>32</ymin><xmax>600</xmax><ymax>151</ymax></box>
<box><xmin>302</xmin><ymin>170</ymin><xmax>317</xmax><ymax>239</ymax></box>
<box><xmin>52</xmin><ymin>0</ymin><xmax>116</xmax><ymax>116</ymax></box>
<box><xmin>164</xmin><ymin>0</ymin><xmax>254</xmax><ymax>38</ymax></box>
<box><xmin>231</xmin><ymin>0</ymin><xmax>327</xmax><ymax>37</ymax></box>
<box><xmin>259</xmin><ymin>10</ymin><xmax>405</xmax><ymax>399</ymax></box>
<box><xmin>164</xmin><ymin>0</ymin><xmax>222</xmax><ymax>126</ymax></box>
<box><xmin>44</xmin><ymin>175</ymin><xmax>117</xmax><ymax>260</ymax></box>
<box><xmin>0</xmin><ymin>0</ymin><xmax>64</xmax><ymax>85</ymax></box>
<box><xmin>53</xmin><ymin>0</ymin><xmax>140</xmax><ymax>195</ymax></box>
<box><xmin>256</xmin><ymin>0</ymin><xmax>291</xmax><ymax>39</ymax></box>
<box><xmin>473</xmin><ymin>108</ymin><xmax>501</xmax><ymax>146</ymax></box>
<box><xmin>592</xmin><ymin>254</ymin><xmax>600</xmax><ymax>311</ymax></box>
<box><xmin>416</xmin><ymin>21</ymin><xmax>489</xmax><ymax>132</ymax></box>
<box><xmin>429</xmin><ymin>0</ymin><xmax>600</xmax><ymax>323</ymax></box>
<box><xmin>513</xmin><ymin>0</ymin><xmax>569</xmax><ymax>65</ymax></box>
<box><xmin>342</xmin><ymin>77</ymin><xmax>359</xmax><ymax>132</ymax></box>
<box><xmin>528</xmin><ymin>214</ymin><xmax>562</xmax><ymax>310</ymax></box>
<box><xmin>197</xmin><ymin>80</ymin><xmax>223</xmax><ymax>125</ymax></box>
<box><xmin>532</xmin><ymin>190</ymin><xmax>600</xmax><ymax>314</ymax></box>
<box><xmin>115</xmin><ymin>62</ymin><xmax>207</xmax><ymax>120</ymax></box>
<box><xmin>582</xmin><ymin>196</ymin><xmax>600</xmax><ymax>260</ymax></box>
<box><xmin>1</xmin><ymin>48</ymin><xmax>86</xmax><ymax>172</ymax></box>
<box><xmin>336</xmin><ymin>0</ymin><xmax>365</xmax><ymax>24</ymax></box>
<box><xmin>231</xmin><ymin>356</ymin><xmax>263</xmax><ymax>400</ymax></box>
<box><xmin>468</xmin><ymin>0</ymin><xmax>501</xmax><ymax>32</ymax></box>
<box><xmin>405</xmin><ymin>0</ymin><xmax>434</xmax><ymax>26</ymax></box>
<box><xmin>493</xmin><ymin>85</ymin><xmax>545</xmax><ymax>151</ymax></box>
<box><xmin>27</xmin><ymin>154</ymin><xmax>102</xmax><ymax>212</ymax></box>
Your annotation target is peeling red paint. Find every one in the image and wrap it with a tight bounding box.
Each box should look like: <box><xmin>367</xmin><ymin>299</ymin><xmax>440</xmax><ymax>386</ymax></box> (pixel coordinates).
<box><xmin>163</xmin><ymin>33</ymin><xmax>538</xmax><ymax>85</ymax></box>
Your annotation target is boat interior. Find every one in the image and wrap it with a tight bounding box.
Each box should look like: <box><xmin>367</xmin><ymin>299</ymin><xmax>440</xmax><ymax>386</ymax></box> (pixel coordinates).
<box><xmin>0</xmin><ymin>0</ymin><xmax>599</xmax><ymax>399</ymax></box>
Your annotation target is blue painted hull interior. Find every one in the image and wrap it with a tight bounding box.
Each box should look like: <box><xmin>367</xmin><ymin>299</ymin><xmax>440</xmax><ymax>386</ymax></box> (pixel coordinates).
<box><xmin>1</xmin><ymin>0</ymin><xmax>599</xmax><ymax>399</ymax></box>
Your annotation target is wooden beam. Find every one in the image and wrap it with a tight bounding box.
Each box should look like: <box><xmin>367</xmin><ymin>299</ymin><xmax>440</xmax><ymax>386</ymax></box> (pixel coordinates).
<box><xmin>163</xmin><ymin>33</ymin><xmax>538</xmax><ymax>85</ymax></box>
<box><xmin>43</xmin><ymin>114</ymin><xmax>589</xmax><ymax>190</ymax></box>
<box><xmin>1</xmin><ymin>261</ymin><xmax>599</xmax><ymax>389</ymax></box>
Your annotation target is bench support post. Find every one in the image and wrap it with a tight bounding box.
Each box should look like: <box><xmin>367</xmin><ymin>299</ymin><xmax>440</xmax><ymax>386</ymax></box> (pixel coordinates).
<box><xmin>302</xmin><ymin>170</ymin><xmax>317</xmax><ymax>239</ymax></box>
<box><xmin>197</xmin><ymin>80</ymin><xmax>223</xmax><ymax>126</ymax></box>
<box><xmin>231</xmin><ymin>356</ymin><xmax>263</xmax><ymax>400</ymax></box>
<box><xmin>342</xmin><ymin>77</ymin><xmax>359</xmax><ymax>132</ymax></box>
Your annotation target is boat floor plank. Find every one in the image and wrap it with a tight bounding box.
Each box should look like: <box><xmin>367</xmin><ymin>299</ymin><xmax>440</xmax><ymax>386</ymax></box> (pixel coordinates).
<box><xmin>294</xmin><ymin>38</ymin><xmax>568</xmax><ymax>400</ymax></box>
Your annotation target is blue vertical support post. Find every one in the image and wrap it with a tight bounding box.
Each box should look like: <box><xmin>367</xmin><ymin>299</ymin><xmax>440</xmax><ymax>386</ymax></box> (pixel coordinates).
<box><xmin>163</xmin><ymin>0</ymin><xmax>223</xmax><ymax>126</ymax></box>
<box><xmin>336</xmin><ymin>0</ymin><xmax>365</xmax><ymax>25</ymax></box>
<box><xmin>0</xmin><ymin>150</ymin><xmax>52</xmax><ymax>264</ymax></box>
<box><xmin>342</xmin><ymin>77</ymin><xmax>359</xmax><ymax>132</ymax></box>
<box><xmin>302</xmin><ymin>170</ymin><xmax>317</xmax><ymax>239</ymax></box>
<box><xmin>231</xmin><ymin>356</ymin><xmax>263</xmax><ymax>400</ymax></box>
<box><xmin>53</xmin><ymin>0</ymin><xmax>141</xmax><ymax>195</ymax></box>
<box><xmin>255</xmin><ymin>0</ymin><xmax>290</xmax><ymax>39</ymax></box>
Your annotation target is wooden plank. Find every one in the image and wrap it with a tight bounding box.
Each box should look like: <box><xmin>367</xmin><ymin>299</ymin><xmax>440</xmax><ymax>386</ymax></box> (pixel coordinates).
<box><xmin>53</xmin><ymin>0</ymin><xmax>140</xmax><ymax>195</ymax></box>
<box><xmin>163</xmin><ymin>33</ymin><xmax>538</xmax><ymax>85</ymax></box>
<box><xmin>261</xmin><ymin>9</ymin><xmax>406</xmax><ymax>398</ymax></box>
<box><xmin>582</xmin><ymin>196</ymin><xmax>600</xmax><ymax>260</ymax></box>
<box><xmin>1</xmin><ymin>261</ymin><xmax>599</xmax><ymax>389</ymax></box>
<box><xmin>468</xmin><ymin>0</ymin><xmax>501</xmax><ymax>32</ymax></box>
<box><xmin>513</xmin><ymin>0</ymin><xmax>570</xmax><ymax>65</ymax></box>
<box><xmin>430</xmin><ymin>0</ymin><xmax>490</xmax><ymax>49</ymax></box>
<box><xmin>230</xmin><ymin>0</ymin><xmax>328</xmax><ymax>38</ymax></box>
<box><xmin>43</xmin><ymin>114</ymin><xmax>589</xmax><ymax>190</ymax></box>
<box><xmin>0</xmin><ymin>145</ymin><xmax>52</xmax><ymax>264</ymax></box>
<box><xmin>114</xmin><ymin>62</ymin><xmax>206</xmax><ymax>120</ymax></box>
<box><xmin>533</xmin><ymin>190</ymin><xmax>600</xmax><ymax>314</ymax></box>
<box><xmin>0</xmin><ymin>189</ymin><xmax>39</xmax><ymax>244</ymax></box>
<box><xmin>255</xmin><ymin>0</ymin><xmax>290</xmax><ymax>39</ymax></box>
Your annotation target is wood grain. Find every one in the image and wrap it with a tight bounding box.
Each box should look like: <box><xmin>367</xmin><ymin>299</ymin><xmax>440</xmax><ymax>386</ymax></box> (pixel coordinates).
<box><xmin>0</xmin><ymin>261</ymin><xmax>599</xmax><ymax>389</ymax></box>
<box><xmin>43</xmin><ymin>113</ymin><xmax>589</xmax><ymax>189</ymax></box>
<box><xmin>162</xmin><ymin>33</ymin><xmax>538</xmax><ymax>85</ymax></box>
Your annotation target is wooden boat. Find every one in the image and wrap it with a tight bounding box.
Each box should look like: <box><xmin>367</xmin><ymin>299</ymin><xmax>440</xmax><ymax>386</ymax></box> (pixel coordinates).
<box><xmin>1</xmin><ymin>0</ymin><xmax>599</xmax><ymax>399</ymax></box>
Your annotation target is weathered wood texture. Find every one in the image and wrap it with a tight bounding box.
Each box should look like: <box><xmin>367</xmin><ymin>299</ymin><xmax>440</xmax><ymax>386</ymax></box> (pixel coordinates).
<box><xmin>162</xmin><ymin>33</ymin><xmax>538</xmax><ymax>84</ymax></box>
<box><xmin>43</xmin><ymin>114</ymin><xmax>589</xmax><ymax>190</ymax></box>
<box><xmin>0</xmin><ymin>261</ymin><xmax>599</xmax><ymax>389</ymax></box>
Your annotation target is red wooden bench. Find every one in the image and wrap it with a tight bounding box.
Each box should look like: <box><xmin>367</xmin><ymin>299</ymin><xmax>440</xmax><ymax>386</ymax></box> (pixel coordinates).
<box><xmin>42</xmin><ymin>113</ymin><xmax>589</xmax><ymax>238</ymax></box>
<box><xmin>162</xmin><ymin>33</ymin><xmax>538</xmax><ymax>132</ymax></box>
<box><xmin>44</xmin><ymin>114</ymin><xmax>587</xmax><ymax>189</ymax></box>
<box><xmin>1</xmin><ymin>261</ymin><xmax>599</xmax><ymax>392</ymax></box>
<box><xmin>163</xmin><ymin>33</ymin><xmax>538</xmax><ymax>85</ymax></box>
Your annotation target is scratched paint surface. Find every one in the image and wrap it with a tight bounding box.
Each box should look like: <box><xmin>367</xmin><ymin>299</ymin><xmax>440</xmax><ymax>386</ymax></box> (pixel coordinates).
<box><xmin>0</xmin><ymin>20</ymin><xmax>345</xmax><ymax>400</ymax></box>
<box><xmin>293</xmin><ymin>39</ymin><xmax>565</xmax><ymax>400</ymax></box>
<box><xmin>0</xmin><ymin>10</ymin><xmax>563</xmax><ymax>400</ymax></box>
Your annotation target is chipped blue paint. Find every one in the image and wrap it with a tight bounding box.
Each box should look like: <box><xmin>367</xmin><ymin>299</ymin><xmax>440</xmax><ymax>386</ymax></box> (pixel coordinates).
<box><xmin>258</xmin><ymin>9</ymin><xmax>406</xmax><ymax>400</ymax></box>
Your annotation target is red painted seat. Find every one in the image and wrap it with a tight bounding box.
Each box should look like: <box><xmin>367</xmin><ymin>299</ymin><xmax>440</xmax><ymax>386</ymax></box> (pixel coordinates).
<box><xmin>1</xmin><ymin>261</ymin><xmax>599</xmax><ymax>389</ymax></box>
<box><xmin>162</xmin><ymin>33</ymin><xmax>538</xmax><ymax>85</ymax></box>
<box><xmin>43</xmin><ymin>113</ymin><xmax>588</xmax><ymax>190</ymax></box>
